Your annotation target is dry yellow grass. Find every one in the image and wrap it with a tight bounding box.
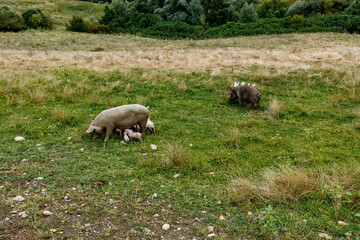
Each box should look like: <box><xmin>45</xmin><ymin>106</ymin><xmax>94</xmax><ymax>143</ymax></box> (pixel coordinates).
<box><xmin>228</xmin><ymin>162</ymin><xmax>360</xmax><ymax>205</ymax></box>
<box><xmin>269</xmin><ymin>97</ymin><xmax>283</xmax><ymax>116</ymax></box>
<box><xmin>1</xmin><ymin>33</ymin><xmax>360</xmax><ymax>78</ymax></box>
<box><xmin>53</xmin><ymin>108</ymin><xmax>70</xmax><ymax>123</ymax></box>
<box><xmin>168</xmin><ymin>144</ymin><xmax>186</xmax><ymax>167</ymax></box>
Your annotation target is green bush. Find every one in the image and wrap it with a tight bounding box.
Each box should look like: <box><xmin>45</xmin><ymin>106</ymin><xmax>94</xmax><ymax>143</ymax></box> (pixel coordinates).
<box><xmin>0</xmin><ymin>6</ymin><xmax>25</xmax><ymax>32</ymax></box>
<box><xmin>126</xmin><ymin>12</ymin><xmax>162</xmax><ymax>29</ymax></box>
<box><xmin>21</xmin><ymin>8</ymin><xmax>52</xmax><ymax>29</ymax></box>
<box><xmin>141</xmin><ymin>21</ymin><xmax>204</xmax><ymax>39</ymax></box>
<box><xmin>345</xmin><ymin>0</ymin><xmax>360</xmax><ymax>15</ymax></box>
<box><xmin>321</xmin><ymin>0</ymin><xmax>352</xmax><ymax>14</ymax></box>
<box><xmin>239</xmin><ymin>2</ymin><xmax>258</xmax><ymax>23</ymax></box>
<box><xmin>286</xmin><ymin>0</ymin><xmax>322</xmax><ymax>17</ymax></box>
<box><xmin>66</xmin><ymin>15</ymin><xmax>89</xmax><ymax>32</ymax></box>
<box><xmin>257</xmin><ymin>0</ymin><xmax>290</xmax><ymax>18</ymax></box>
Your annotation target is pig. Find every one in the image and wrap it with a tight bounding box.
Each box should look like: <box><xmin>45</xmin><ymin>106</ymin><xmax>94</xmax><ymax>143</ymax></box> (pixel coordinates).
<box><xmin>227</xmin><ymin>85</ymin><xmax>261</xmax><ymax>109</ymax></box>
<box><xmin>86</xmin><ymin>104</ymin><xmax>149</xmax><ymax>142</ymax></box>
<box><xmin>146</xmin><ymin>118</ymin><xmax>155</xmax><ymax>133</ymax></box>
<box><xmin>123</xmin><ymin>129</ymin><xmax>142</xmax><ymax>142</ymax></box>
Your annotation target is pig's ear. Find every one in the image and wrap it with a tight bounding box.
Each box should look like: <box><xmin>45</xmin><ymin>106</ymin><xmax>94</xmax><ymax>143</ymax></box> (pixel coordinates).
<box><xmin>86</xmin><ymin>126</ymin><xmax>94</xmax><ymax>133</ymax></box>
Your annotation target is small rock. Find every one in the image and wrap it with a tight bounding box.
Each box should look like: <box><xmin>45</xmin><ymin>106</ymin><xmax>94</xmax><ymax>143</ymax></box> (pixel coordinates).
<box><xmin>15</xmin><ymin>136</ymin><xmax>25</xmax><ymax>141</ymax></box>
<box><xmin>152</xmin><ymin>193</ymin><xmax>158</xmax><ymax>198</ymax></box>
<box><xmin>36</xmin><ymin>144</ymin><xmax>41</xmax><ymax>147</ymax></box>
<box><xmin>0</xmin><ymin>186</ymin><xmax>4</xmax><ymax>189</ymax></box>
<box><xmin>72</xmin><ymin>187</ymin><xmax>76</xmax><ymax>190</ymax></box>
<box><xmin>109</xmin><ymin>199</ymin><xmax>115</xmax><ymax>204</ymax></box>
<box><xmin>37</xmin><ymin>177</ymin><xmax>44</xmax><ymax>180</ymax></box>
<box><xmin>12</xmin><ymin>196</ymin><xmax>25</xmax><ymax>202</ymax></box>
<box><xmin>22</xmin><ymin>159</ymin><xmax>28</xmax><ymax>162</ymax></box>
<box><xmin>338</xmin><ymin>221</ymin><xmax>348</xmax><ymax>226</ymax></box>
<box><xmin>162</xmin><ymin>224</ymin><xmax>170</xmax><ymax>231</ymax></box>
<box><xmin>64</xmin><ymin>196</ymin><xmax>68</xmax><ymax>200</ymax></box>
<box><xmin>4</xmin><ymin>217</ymin><xmax>10</xmax><ymax>221</ymax></box>
<box><xmin>160</xmin><ymin>185</ymin><xmax>164</xmax><ymax>188</ymax></box>
<box><xmin>219</xmin><ymin>215</ymin><xmax>225</xmax><ymax>220</ymax></box>
<box><xmin>68</xmin><ymin>137</ymin><xmax>71</xmax><ymax>140</ymax></box>
<box><xmin>85</xmin><ymin>223</ymin><xmax>91</xmax><ymax>227</ymax></box>
<box><xmin>80</xmin><ymin>148</ymin><xmax>85</xmax><ymax>151</ymax></box>
<box><xmin>10</xmin><ymin>210</ymin><xmax>17</xmax><ymax>214</ymax></box>
<box><xmin>216</xmin><ymin>200</ymin><xmax>221</xmax><ymax>204</ymax></box>
<box><xmin>177</xmin><ymin>227</ymin><xmax>181</xmax><ymax>231</ymax></box>
<box><xmin>150</xmin><ymin>144</ymin><xmax>157</xmax><ymax>150</ymax></box>
<box><xmin>208</xmin><ymin>226</ymin><xmax>214</xmax><ymax>232</ymax></box>
<box><xmin>43</xmin><ymin>210</ymin><xmax>53</xmax><ymax>216</ymax></box>
<box><xmin>207</xmin><ymin>233</ymin><xmax>216</xmax><ymax>238</ymax></box>
<box><xmin>153</xmin><ymin>214</ymin><xmax>159</xmax><ymax>217</ymax></box>
<box><xmin>41</xmin><ymin>189</ymin><xmax>46</xmax><ymax>192</ymax></box>
<box><xmin>174</xmin><ymin>174</ymin><xmax>180</xmax><ymax>178</ymax></box>
<box><xmin>179</xmin><ymin>237</ymin><xmax>185</xmax><ymax>239</ymax></box>
<box><xmin>345</xmin><ymin>232</ymin><xmax>352</xmax><ymax>237</ymax></box>
<box><xmin>318</xmin><ymin>233</ymin><xmax>332</xmax><ymax>239</ymax></box>
<box><xmin>18</xmin><ymin>211</ymin><xmax>27</xmax><ymax>218</ymax></box>
<box><xmin>202</xmin><ymin>211</ymin><xmax>207</xmax><ymax>214</ymax></box>
<box><xmin>189</xmin><ymin>144</ymin><xmax>193</xmax><ymax>147</ymax></box>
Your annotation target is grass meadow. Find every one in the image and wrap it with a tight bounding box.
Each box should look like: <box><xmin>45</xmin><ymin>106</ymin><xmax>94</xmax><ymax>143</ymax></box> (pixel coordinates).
<box><xmin>0</xmin><ymin>5</ymin><xmax>360</xmax><ymax>238</ymax></box>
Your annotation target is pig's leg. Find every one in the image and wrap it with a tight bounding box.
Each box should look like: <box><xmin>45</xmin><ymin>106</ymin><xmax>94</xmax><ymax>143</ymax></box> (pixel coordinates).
<box><xmin>139</xmin><ymin>119</ymin><xmax>147</xmax><ymax>137</ymax></box>
<box><xmin>104</xmin><ymin>127</ymin><xmax>113</xmax><ymax>142</ymax></box>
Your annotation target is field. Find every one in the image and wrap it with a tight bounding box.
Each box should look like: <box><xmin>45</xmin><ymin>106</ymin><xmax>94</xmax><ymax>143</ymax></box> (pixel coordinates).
<box><xmin>1</xmin><ymin>1</ymin><xmax>360</xmax><ymax>239</ymax></box>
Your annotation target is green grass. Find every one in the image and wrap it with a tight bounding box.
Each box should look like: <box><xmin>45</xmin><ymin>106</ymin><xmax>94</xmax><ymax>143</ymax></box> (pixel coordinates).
<box><xmin>1</xmin><ymin>64</ymin><xmax>360</xmax><ymax>238</ymax></box>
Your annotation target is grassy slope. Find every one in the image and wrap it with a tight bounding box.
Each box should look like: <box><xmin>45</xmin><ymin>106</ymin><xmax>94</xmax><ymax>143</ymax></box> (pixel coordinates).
<box><xmin>1</xmin><ymin>1</ymin><xmax>360</xmax><ymax>239</ymax></box>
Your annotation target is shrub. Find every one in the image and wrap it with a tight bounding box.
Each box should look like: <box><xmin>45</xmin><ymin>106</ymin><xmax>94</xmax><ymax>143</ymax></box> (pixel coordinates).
<box><xmin>239</xmin><ymin>2</ymin><xmax>258</xmax><ymax>23</ymax></box>
<box><xmin>141</xmin><ymin>21</ymin><xmax>203</xmax><ymax>39</ymax></box>
<box><xmin>66</xmin><ymin>15</ymin><xmax>89</xmax><ymax>32</ymax></box>
<box><xmin>21</xmin><ymin>8</ymin><xmax>52</xmax><ymax>29</ymax></box>
<box><xmin>88</xmin><ymin>24</ymin><xmax>111</xmax><ymax>33</ymax></box>
<box><xmin>126</xmin><ymin>12</ymin><xmax>162</xmax><ymax>29</ymax></box>
<box><xmin>345</xmin><ymin>0</ymin><xmax>360</xmax><ymax>15</ymax></box>
<box><xmin>257</xmin><ymin>0</ymin><xmax>290</xmax><ymax>18</ymax></box>
<box><xmin>0</xmin><ymin>6</ymin><xmax>25</xmax><ymax>32</ymax></box>
<box><xmin>286</xmin><ymin>0</ymin><xmax>322</xmax><ymax>17</ymax></box>
<box><xmin>282</xmin><ymin>15</ymin><xmax>305</xmax><ymax>29</ymax></box>
<box><xmin>321</xmin><ymin>0</ymin><xmax>352</xmax><ymax>14</ymax></box>
<box><xmin>99</xmin><ymin>5</ymin><xmax>125</xmax><ymax>32</ymax></box>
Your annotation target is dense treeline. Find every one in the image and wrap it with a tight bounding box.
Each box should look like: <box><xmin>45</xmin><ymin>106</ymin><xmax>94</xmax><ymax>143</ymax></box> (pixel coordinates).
<box><xmin>1</xmin><ymin>0</ymin><xmax>359</xmax><ymax>38</ymax></box>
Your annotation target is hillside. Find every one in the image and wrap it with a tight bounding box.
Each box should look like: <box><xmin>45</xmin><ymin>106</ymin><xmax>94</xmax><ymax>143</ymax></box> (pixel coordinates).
<box><xmin>1</xmin><ymin>0</ymin><xmax>360</xmax><ymax>239</ymax></box>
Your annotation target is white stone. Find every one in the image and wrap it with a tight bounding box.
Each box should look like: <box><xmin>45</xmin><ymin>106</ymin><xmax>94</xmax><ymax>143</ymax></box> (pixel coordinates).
<box><xmin>150</xmin><ymin>144</ymin><xmax>157</xmax><ymax>150</ymax></box>
<box><xmin>4</xmin><ymin>217</ymin><xmax>10</xmax><ymax>221</ymax></box>
<box><xmin>173</xmin><ymin>174</ymin><xmax>180</xmax><ymax>178</ymax></box>
<box><xmin>207</xmin><ymin>233</ymin><xmax>216</xmax><ymax>238</ymax></box>
<box><xmin>15</xmin><ymin>136</ymin><xmax>25</xmax><ymax>141</ymax></box>
<box><xmin>68</xmin><ymin>137</ymin><xmax>71</xmax><ymax>140</ymax></box>
<box><xmin>162</xmin><ymin>224</ymin><xmax>170</xmax><ymax>230</ymax></box>
<box><xmin>153</xmin><ymin>214</ymin><xmax>159</xmax><ymax>217</ymax></box>
<box><xmin>22</xmin><ymin>159</ymin><xmax>28</xmax><ymax>162</ymax></box>
<box><xmin>152</xmin><ymin>193</ymin><xmax>158</xmax><ymax>198</ymax></box>
<box><xmin>36</xmin><ymin>144</ymin><xmax>41</xmax><ymax>147</ymax></box>
<box><xmin>80</xmin><ymin>148</ymin><xmax>85</xmax><ymax>151</ymax></box>
<box><xmin>208</xmin><ymin>226</ymin><xmax>214</xmax><ymax>232</ymax></box>
<box><xmin>189</xmin><ymin>144</ymin><xmax>193</xmax><ymax>147</ymax></box>
<box><xmin>43</xmin><ymin>210</ymin><xmax>53</xmax><ymax>216</ymax></box>
<box><xmin>109</xmin><ymin>199</ymin><xmax>115</xmax><ymax>204</ymax></box>
<box><xmin>18</xmin><ymin>211</ymin><xmax>27</xmax><ymax>218</ymax></box>
<box><xmin>337</xmin><ymin>221</ymin><xmax>348</xmax><ymax>226</ymax></box>
<box><xmin>318</xmin><ymin>233</ymin><xmax>332</xmax><ymax>239</ymax></box>
<box><xmin>37</xmin><ymin>177</ymin><xmax>44</xmax><ymax>180</ymax></box>
<box><xmin>85</xmin><ymin>223</ymin><xmax>91</xmax><ymax>227</ymax></box>
<box><xmin>12</xmin><ymin>196</ymin><xmax>25</xmax><ymax>202</ymax></box>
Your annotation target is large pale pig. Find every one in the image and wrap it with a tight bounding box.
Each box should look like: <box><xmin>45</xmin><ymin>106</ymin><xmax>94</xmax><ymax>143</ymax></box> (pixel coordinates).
<box><xmin>86</xmin><ymin>104</ymin><xmax>149</xmax><ymax>142</ymax></box>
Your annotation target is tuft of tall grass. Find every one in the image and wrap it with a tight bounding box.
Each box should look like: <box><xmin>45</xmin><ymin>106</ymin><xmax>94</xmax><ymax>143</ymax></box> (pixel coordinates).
<box><xmin>168</xmin><ymin>144</ymin><xmax>186</xmax><ymax>168</ymax></box>
<box><xmin>52</xmin><ymin>108</ymin><xmax>70</xmax><ymax>124</ymax></box>
<box><xmin>269</xmin><ymin>97</ymin><xmax>283</xmax><ymax>117</ymax></box>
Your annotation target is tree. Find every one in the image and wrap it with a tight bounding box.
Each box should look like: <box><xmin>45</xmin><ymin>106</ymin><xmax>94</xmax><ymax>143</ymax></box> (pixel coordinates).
<box><xmin>128</xmin><ymin>0</ymin><xmax>165</xmax><ymax>14</ymax></box>
<box><xmin>286</xmin><ymin>0</ymin><xmax>322</xmax><ymax>17</ymax></box>
<box><xmin>111</xmin><ymin>0</ymin><xmax>130</xmax><ymax>18</ymax></box>
<box><xmin>345</xmin><ymin>0</ymin><xmax>360</xmax><ymax>15</ymax></box>
<box><xmin>201</xmin><ymin>0</ymin><xmax>240</xmax><ymax>26</ymax></box>
<box><xmin>257</xmin><ymin>0</ymin><xmax>290</xmax><ymax>18</ymax></box>
<box><xmin>155</xmin><ymin>0</ymin><xmax>203</xmax><ymax>25</ymax></box>
<box><xmin>239</xmin><ymin>2</ymin><xmax>258</xmax><ymax>22</ymax></box>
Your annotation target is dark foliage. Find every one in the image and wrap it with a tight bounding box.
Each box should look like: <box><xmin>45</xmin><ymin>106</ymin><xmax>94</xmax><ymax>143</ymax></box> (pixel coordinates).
<box><xmin>21</xmin><ymin>8</ymin><xmax>53</xmax><ymax>29</ymax></box>
<box><xmin>0</xmin><ymin>6</ymin><xmax>25</xmax><ymax>32</ymax></box>
<box><xmin>66</xmin><ymin>15</ymin><xmax>89</xmax><ymax>32</ymax></box>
